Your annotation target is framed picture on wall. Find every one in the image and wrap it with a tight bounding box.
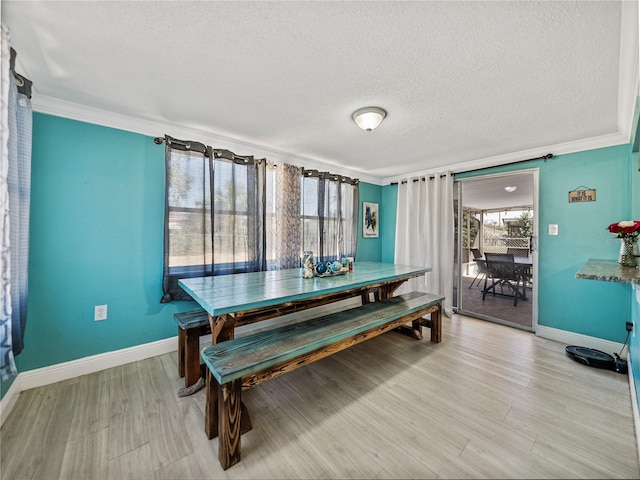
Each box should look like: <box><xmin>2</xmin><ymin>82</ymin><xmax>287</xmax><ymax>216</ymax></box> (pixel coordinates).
<box><xmin>363</xmin><ymin>202</ymin><xmax>379</xmax><ymax>238</ymax></box>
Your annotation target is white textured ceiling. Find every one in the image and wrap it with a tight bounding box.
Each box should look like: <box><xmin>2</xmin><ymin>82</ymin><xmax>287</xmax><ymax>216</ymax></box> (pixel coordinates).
<box><xmin>2</xmin><ymin>1</ymin><xmax>638</xmax><ymax>189</ymax></box>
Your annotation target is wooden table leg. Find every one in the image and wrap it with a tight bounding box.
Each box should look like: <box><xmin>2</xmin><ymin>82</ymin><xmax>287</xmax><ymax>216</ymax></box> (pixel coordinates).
<box><xmin>206</xmin><ymin>314</ymin><xmax>252</xmax><ymax>459</ymax></box>
<box><xmin>184</xmin><ymin>328</ymin><xmax>201</xmax><ymax>387</ymax></box>
<box><xmin>211</xmin><ymin>314</ymin><xmax>235</xmax><ymax>343</ymax></box>
<box><xmin>178</xmin><ymin>328</ymin><xmax>186</xmax><ymax>378</ymax></box>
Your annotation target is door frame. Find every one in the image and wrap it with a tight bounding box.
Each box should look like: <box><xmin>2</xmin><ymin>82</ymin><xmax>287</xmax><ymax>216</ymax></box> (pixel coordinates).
<box><xmin>454</xmin><ymin>168</ymin><xmax>539</xmax><ymax>332</ymax></box>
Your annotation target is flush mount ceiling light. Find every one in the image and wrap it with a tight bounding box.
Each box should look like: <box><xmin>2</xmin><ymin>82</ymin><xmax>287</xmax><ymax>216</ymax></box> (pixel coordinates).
<box><xmin>504</xmin><ymin>186</ymin><xmax>517</xmax><ymax>192</ymax></box>
<box><xmin>352</xmin><ymin>107</ymin><xmax>387</xmax><ymax>131</ymax></box>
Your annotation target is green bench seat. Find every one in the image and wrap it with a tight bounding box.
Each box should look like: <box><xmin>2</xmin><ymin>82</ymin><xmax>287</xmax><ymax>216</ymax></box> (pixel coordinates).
<box><xmin>201</xmin><ymin>291</ymin><xmax>444</xmax><ymax>470</ymax></box>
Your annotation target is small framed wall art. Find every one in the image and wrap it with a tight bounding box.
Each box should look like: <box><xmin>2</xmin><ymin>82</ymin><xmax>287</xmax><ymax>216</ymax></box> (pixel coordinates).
<box><xmin>363</xmin><ymin>202</ymin><xmax>379</xmax><ymax>238</ymax></box>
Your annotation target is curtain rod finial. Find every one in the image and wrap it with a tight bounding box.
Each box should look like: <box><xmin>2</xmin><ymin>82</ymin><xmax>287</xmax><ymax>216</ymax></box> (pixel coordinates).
<box><xmin>154</xmin><ymin>137</ymin><xmax>164</xmax><ymax>145</ymax></box>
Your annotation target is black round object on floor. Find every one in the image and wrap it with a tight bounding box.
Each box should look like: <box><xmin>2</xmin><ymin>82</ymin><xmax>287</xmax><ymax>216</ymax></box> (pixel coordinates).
<box><xmin>565</xmin><ymin>345</ymin><xmax>617</xmax><ymax>369</ymax></box>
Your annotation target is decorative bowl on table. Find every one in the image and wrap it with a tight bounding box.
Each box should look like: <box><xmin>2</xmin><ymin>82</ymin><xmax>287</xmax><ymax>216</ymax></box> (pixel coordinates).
<box><xmin>314</xmin><ymin>261</ymin><xmax>348</xmax><ymax>277</ymax></box>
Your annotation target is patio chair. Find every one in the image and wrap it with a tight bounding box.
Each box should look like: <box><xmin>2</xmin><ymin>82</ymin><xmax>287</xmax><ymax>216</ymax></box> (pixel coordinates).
<box><xmin>482</xmin><ymin>253</ymin><xmax>527</xmax><ymax>306</ymax></box>
<box><xmin>469</xmin><ymin>259</ymin><xmax>489</xmax><ymax>289</ymax></box>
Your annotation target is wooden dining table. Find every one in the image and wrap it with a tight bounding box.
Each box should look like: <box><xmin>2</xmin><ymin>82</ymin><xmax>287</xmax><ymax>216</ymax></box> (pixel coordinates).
<box><xmin>177</xmin><ymin>261</ymin><xmax>431</xmax><ymax>383</ymax></box>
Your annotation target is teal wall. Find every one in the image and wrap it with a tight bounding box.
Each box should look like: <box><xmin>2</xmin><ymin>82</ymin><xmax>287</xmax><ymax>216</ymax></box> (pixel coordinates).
<box><xmin>536</xmin><ymin>146</ymin><xmax>630</xmax><ymax>341</ymax></box>
<box><xmin>15</xmin><ymin>113</ymin><xmax>198</xmax><ymax>373</ymax></box>
<box><xmin>356</xmin><ymin>182</ymin><xmax>383</xmax><ymax>261</ymax></box>
<box><xmin>383</xmin><ymin>145</ymin><xmax>634</xmax><ymax>344</ymax></box>
<box><xmin>380</xmin><ymin>183</ymin><xmax>398</xmax><ymax>263</ymax></box>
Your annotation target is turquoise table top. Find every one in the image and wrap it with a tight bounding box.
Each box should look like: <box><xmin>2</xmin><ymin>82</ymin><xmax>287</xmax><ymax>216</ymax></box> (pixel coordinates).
<box><xmin>178</xmin><ymin>261</ymin><xmax>429</xmax><ymax>317</ymax></box>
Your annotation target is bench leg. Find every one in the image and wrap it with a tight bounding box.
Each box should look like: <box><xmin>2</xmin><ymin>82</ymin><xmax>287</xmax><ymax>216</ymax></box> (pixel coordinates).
<box><xmin>396</xmin><ymin>303</ymin><xmax>443</xmax><ymax>343</ymax></box>
<box><xmin>430</xmin><ymin>305</ymin><xmax>442</xmax><ymax>343</ymax></box>
<box><xmin>184</xmin><ymin>328</ymin><xmax>201</xmax><ymax>387</ymax></box>
<box><xmin>218</xmin><ymin>378</ymin><xmax>243</xmax><ymax>470</ymax></box>
<box><xmin>178</xmin><ymin>328</ymin><xmax>186</xmax><ymax>378</ymax></box>
<box><xmin>205</xmin><ymin>369</ymin><xmax>218</xmax><ymax>439</ymax></box>
<box><xmin>205</xmin><ymin>370</ymin><xmax>252</xmax><ymax>441</ymax></box>
<box><xmin>411</xmin><ymin>319</ymin><xmax>424</xmax><ymax>340</ymax></box>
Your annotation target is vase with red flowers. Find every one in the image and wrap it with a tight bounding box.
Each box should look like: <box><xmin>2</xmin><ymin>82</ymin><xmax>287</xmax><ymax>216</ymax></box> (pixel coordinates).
<box><xmin>607</xmin><ymin>220</ymin><xmax>640</xmax><ymax>267</ymax></box>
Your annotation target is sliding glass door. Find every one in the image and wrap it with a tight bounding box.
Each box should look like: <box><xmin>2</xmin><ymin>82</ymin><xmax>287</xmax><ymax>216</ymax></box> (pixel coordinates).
<box><xmin>453</xmin><ymin>171</ymin><xmax>538</xmax><ymax>331</ymax></box>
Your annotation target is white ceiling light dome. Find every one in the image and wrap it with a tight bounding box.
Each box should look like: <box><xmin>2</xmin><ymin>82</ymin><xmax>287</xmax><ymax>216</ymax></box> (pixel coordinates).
<box><xmin>352</xmin><ymin>107</ymin><xmax>387</xmax><ymax>131</ymax></box>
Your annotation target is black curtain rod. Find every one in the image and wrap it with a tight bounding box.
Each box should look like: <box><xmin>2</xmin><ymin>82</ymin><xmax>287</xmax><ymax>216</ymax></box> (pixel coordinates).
<box><xmin>389</xmin><ymin>153</ymin><xmax>553</xmax><ymax>185</ymax></box>
<box><xmin>455</xmin><ymin>153</ymin><xmax>553</xmax><ymax>176</ymax></box>
<box><xmin>391</xmin><ymin>174</ymin><xmax>449</xmax><ymax>185</ymax></box>
<box><xmin>10</xmin><ymin>48</ymin><xmax>32</xmax><ymax>99</ymax></box>
<box><xmin>303</xmin><ymin>169</ymin><xmax>359</xmax><ymax>185</ymax></box>
<box><xmin>155</xmin><ymin>135</ymin><xmax>256</xmax><ymax>165</ymax></box>
<box><xmin>155</xmin><ymin>135</ymin><xmax>360</xmax><ymax>184</ymax></box>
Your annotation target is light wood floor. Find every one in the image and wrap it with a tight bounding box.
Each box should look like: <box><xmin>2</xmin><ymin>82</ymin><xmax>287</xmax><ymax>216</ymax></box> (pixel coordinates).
<box><xmin>2</xmin><ymin>313</ymin><xmax>639</xmax><ymax>479</ymax></box>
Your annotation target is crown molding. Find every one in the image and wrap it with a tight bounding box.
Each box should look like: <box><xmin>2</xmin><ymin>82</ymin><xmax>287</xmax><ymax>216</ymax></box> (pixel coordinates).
<box><xmin>382</xmin><ymin>131</ymin><xmax>628</xmax><ymax>185</ymax></box>
<box><xmin>31</xmin><ymin>93</ymin><xmax>632</xmax><ymax>189</ymax></box>
<box><xmin>31</xmin><ymin>95</ymin><xmax>383</xmax><ymax>186</ymax></box>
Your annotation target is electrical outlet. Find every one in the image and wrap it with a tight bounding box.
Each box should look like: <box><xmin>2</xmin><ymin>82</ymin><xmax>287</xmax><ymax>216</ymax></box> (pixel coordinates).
<box><xmin>626</xmin><ymin>321</ymin><xmax>633</xmax><ymax>332</ymax></box>
<box><xmin>94</xmin><ymin>305</ymin><xmax>107</xmax><ymax>321</ymax></box>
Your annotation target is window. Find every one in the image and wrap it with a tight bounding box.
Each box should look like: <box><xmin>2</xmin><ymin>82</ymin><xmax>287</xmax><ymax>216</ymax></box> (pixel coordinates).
<box><xmin>161</xmin><ymin>136</ymin><xmax>264</xmax><ymax>302</ymax></box>
<box><xmin>302</xmin><ymin>171</ymin><xmax>358</xmax><ymax>263</ymax></box>
<box><xmin>160</xmin><ymin>136</ymin><xmax>358</xmax><ymax>302</ymax></box>
<box><xmin>211</xmin><ymin>157</ymin><xmax>264</xmax><ymax>275</ymax></box>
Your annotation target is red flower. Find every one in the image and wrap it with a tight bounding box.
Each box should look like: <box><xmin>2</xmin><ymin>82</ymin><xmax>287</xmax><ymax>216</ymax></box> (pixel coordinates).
<box><xmin>607</xmin><ymin>220</ymin><xmax>640</xmax><ymax>237</ymax></box>
<box><xmin>607</xmin><ymin>222</ymin><xmax>622</xmax><ymax>234</ymax></box>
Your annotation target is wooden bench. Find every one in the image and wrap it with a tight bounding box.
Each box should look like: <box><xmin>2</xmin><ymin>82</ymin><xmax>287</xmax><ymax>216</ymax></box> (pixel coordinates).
<box><xmin>174</xmin><ymin>285</ymin><xmax>403</xmax><ymax>389</ymax></box>
<box><xmin>174</xmin><ymin>309</ymin><xmax>211</xmax><ymax>387</ymax></box>
<box><xmin>174</xmin><ymin>286</ymin><xmax>415</xmax><ymax>389</ymax></box>
<box><xmin>200</xmin><ymin>291</ymin><xmax>444</xmax><ymax>470</ymax></box>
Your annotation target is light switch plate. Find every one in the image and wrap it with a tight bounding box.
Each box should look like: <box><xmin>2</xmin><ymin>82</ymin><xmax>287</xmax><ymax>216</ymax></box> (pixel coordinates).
<box><xmin>548</xmin><ymin>224</ymin><xmax>558</xmax><ymax>236</ymax></box>
<box><xmin>94</xmin><ymin>305</ymin><xmax>107</xmax><ymax>321</ymax></box>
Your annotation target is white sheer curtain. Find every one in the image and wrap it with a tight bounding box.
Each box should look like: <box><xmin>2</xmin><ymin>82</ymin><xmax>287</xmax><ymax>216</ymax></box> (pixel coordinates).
<box><xmin>0</xmin><ymin>24</ymin><xmax>16</xmax><ymax>379</ymax></box>
<box><xmin>395</xmin><ymin>172</ymin><xmax>454</xmax><ymax>315</ymax></box>
<box><xmin>1</xmin><ymin>25</ymin><xmax>33</xmax><ymax>379</ymax></box>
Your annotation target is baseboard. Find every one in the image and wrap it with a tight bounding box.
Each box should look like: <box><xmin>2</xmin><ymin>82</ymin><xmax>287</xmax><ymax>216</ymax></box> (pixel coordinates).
<box><xmin>0</xmin><ymin>375</ymin><xmax>22</xmax><ymax>426</ymax></box>
<box><xmin>628</xmin><ymin>353</ymin><xmax>640</xmax><ymax>471</ymax></box>
<box><xmin>536</xmin><ymin>325</ymin><xmax>625</xmax><ymax>358</ymax></box>
<box><xmin>19</xmin><ymin>336</ymin><xmax>178</xmax><ymax>391</ymax></box>
<box><xmin>0</xmin><ymin>336</ymin><xmax>179</xmax><ymax>427</ymax></box>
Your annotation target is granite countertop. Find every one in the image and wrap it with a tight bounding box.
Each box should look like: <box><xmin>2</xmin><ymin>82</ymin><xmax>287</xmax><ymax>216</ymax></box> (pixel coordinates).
<box><xmin>575</xmin><ymin>259</ymin><xmax>640</xmax><ymax>285</ymax></box>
